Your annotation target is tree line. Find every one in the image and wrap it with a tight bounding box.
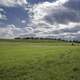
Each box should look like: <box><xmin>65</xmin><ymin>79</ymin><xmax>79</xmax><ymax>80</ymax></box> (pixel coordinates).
<box><xmin>14</xmin><ymin>37</ymin><xmax>80</xmax><ymax>43</ymax></box>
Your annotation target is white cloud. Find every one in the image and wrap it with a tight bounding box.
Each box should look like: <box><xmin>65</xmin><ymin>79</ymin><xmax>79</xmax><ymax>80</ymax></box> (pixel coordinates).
<box><xmin>28</xmin><ymin>0</ymin><xmax>70</xmax><ymax>37</ymax></box>
<box><xmin>32</xmin><ymin>0</ymin><xmax>69</xmax><ymax>22</ymax></box>
<box><xmin>0</xmin><ymin>8</ymin><xmax>7</xmax><ymax>20</ymax></box>
<box><xmin>21</xmin><ymin>20</ymin><xmax>26</xmax><ymax>24</ymax></box>
<box><xmin>0</xmin><ymin>0</ymin><xmax>80</xmax><ymax>40</ymax></box>
<box><xmin>26</xmin><ymin>0</ymin><xmax>80</xmax><ymax>40</ymax></box>
<box><xmin>0</xmin><ymin>0</ymin><xmax>27</xmax><ymax>7</ymax></box>
<box><xmin>32</xmin><ymin>21</ymin><xmax>80</xmax><ymax>40</ymax></box>
<box><xmin>0</xmin><ymin>24</ymin><xmax>34</xmax><ymax>39</ymax></box>
<box><xmin>0</xmin><ymin>13</ymin><xmax>7</xmax><ymax>20</ymax></box>
<box><xmin>58</xmin><ymin>22</ymin><xmax>80</xmax><ymax>29</ymax></box>
<box><xmin>0</xmin><ymin>8</ymin><xmax>4</xmax><ymax>12</ymax></box>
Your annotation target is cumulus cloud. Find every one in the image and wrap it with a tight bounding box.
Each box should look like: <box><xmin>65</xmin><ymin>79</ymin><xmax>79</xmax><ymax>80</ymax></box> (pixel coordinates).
<box><xmin>32</xmin><ymin>0</ymin><xmax>69</xmax><ymax>21</ymax></box>
<box><xmin>0</xmin><ymin>0</ymin><xmax>80</xmax><ymax>40</ymax></box>
<box><xmin>0</xmin><ymin>24</ymin><xmax>34</xmax><ymax>39</ymax></box>
<box><xmin>31</xmin><ymin>0</ymin><xmax>80</xmax><ymax>25</ymax></box>
<box><xmin>26</xmin><ymin>0</ymin><xmax>80</xmax><ymax>40</ymax></box>
<box><xmin>44</xmin><ymin>8</ymin><xmax>80</xmax><ymax>24</ymax></box>
<box><xmin>0</xmin><ymin>0</ymin><xmax>27</xmax><ymax>7</ymax></box>
<box><xmin>0</xmin><ymin>8</ymin><xmax>4</xmax><ymax>12</ymax></box>
<box><xmin>0</xmin><ymin>13</ymin><xmax>7</xmax><ymax>20</ymax></box>
<box><xmin>0</xmin><ymin>8</ymin><xmax>7</xmax><ymax>20</ymax></box>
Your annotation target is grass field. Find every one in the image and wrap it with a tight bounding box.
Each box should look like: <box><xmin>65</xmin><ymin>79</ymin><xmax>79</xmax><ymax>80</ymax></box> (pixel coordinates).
<box><xmin>0</xmin><ymin>39</ymin><xmax>80</xmax><ymax>80</ymax></box>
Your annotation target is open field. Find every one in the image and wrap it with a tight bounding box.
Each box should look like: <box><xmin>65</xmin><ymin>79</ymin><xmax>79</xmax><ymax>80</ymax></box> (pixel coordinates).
<box><xmin>0</xmin><ymin>39</ymin><xmax>80</xmax><ymax>80</ymax></box>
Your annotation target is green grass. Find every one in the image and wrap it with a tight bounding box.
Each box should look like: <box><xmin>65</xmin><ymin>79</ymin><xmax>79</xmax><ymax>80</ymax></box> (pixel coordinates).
<box><xmin>0</xmin><ymin>39</ymin><xmax>80</xmax><ymax>80</ymax></box>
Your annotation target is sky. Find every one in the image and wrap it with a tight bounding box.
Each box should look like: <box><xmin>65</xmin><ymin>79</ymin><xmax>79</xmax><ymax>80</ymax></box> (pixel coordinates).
<box><xmin>0</xmin><ymin>0</ymin><xmax>80</xmax><ymax>40</ymax></box>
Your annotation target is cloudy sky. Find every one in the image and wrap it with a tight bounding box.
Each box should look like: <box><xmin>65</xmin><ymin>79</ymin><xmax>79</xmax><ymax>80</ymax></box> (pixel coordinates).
<box><xmin>0</xmin><ymin>0</ymin><xmax>80</xmax><ymax>40</ymax></box>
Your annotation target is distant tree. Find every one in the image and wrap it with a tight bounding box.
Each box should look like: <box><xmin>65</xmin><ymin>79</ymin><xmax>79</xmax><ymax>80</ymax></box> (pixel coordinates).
<box><xmin>15</xmin><ymin>37</ymin><xmax>21</xmax><ymax>39</ymax></box>
<box><xmin>71</xmin><ymin>42</ymin><xmax>74</xmax><ymax>46</ymax></box>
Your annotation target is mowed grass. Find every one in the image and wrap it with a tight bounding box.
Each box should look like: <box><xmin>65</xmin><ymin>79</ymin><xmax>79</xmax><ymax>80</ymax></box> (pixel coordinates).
<box><xmin>0</xmin><ymin>39</ymin><xmax>80</xmax><ymax>80</ymax></box>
